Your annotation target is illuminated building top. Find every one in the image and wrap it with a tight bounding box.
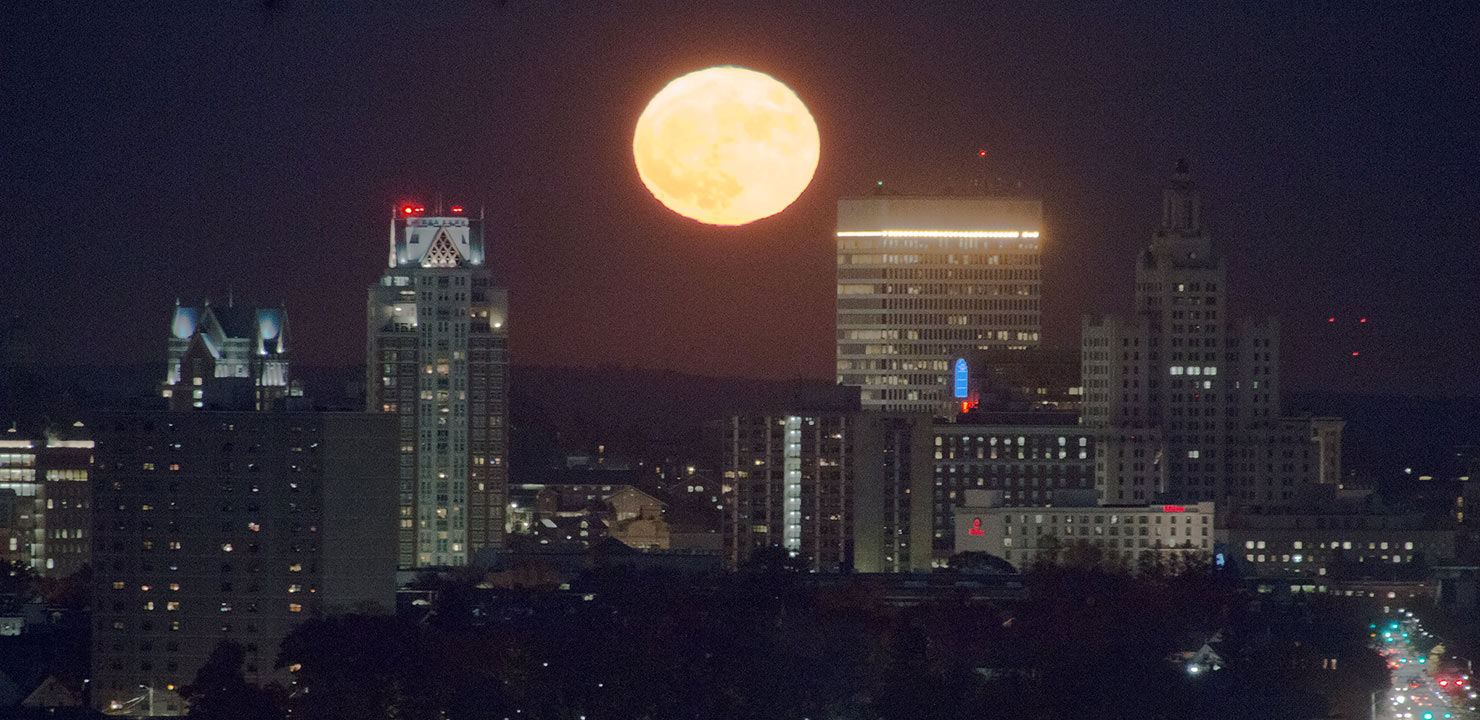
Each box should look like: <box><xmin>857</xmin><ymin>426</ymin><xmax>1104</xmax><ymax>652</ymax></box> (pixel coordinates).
<box><xmin>163</xmin><ymin>302</ymin><xmax>290</xmax><ymax>410</ymax></box>
<box><xmin>389</xmin><ymin>206</ymin><xmax>484</xmax><ymax>268</ymax></box>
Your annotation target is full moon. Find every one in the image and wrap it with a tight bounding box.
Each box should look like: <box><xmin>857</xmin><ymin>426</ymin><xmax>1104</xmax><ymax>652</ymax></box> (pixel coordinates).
<box><xmin>633</xmin><ymin>66</ymin><xmax>820</xmax><ymax>226</ymax></box>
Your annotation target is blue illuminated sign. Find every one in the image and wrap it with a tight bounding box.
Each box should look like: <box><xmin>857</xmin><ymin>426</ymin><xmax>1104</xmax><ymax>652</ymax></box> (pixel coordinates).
<box><xmin>953</xmin><ymin>358</ymin><xmax>969</xmax><ymax>399</ymax></box>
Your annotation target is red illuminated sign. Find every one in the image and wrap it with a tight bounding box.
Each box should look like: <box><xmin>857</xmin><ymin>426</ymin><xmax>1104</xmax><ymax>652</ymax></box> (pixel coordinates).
<box><xmin>1162</xmin><ymin>505</ymin><xmax>1186</xmax><ymax>513</ymax></box>
<box><xmin>968</xmin><ymin>518</ymin><xmax>985</xmax><ymax>536</ymax></box>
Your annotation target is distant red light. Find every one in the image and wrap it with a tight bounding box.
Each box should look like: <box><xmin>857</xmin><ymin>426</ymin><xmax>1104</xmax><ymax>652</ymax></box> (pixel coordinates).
<box><xmin>1360</xmin><ymin>317</ymin><xmax>1367</xmax><ymax>323</ymax></box>
<box><xmin>450</xmin><ymin>206</ymin><xmax>464</xmax><ymax>213</ymax></box>
<box><xmin>414</xmin><ymin>206</ymin><xmax>425</xmax><ymax>213</ymax></box>
<box><xmin>1328</xmin><ymin>317</ymin><xmax>1335</xmax><ymax>322</ymax></box>
<box><xmin>1352</xmin><ymin>351</ymin><xmax>1360</xmax><ymax>356</ymax></box>
<box><xmin>402</xmin><ymin>206</ymin><xmax>415</xmax><ymax>215</ymax></box>
<box><xmin>978</xmin><ymin>150</ymin><xmax>986</xmax><ymax>157</ymax></box>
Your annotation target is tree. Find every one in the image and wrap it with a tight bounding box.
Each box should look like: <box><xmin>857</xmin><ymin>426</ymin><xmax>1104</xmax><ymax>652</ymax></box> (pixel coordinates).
<box><xmin>946</xmin><ymin>551</ymin><xmax>1016</xmax><ymax>574</ymax></box>
<box><xmin>180</xmin><ymin>640</ymin><xmax>283</xmax><ymax>720</ymax></box>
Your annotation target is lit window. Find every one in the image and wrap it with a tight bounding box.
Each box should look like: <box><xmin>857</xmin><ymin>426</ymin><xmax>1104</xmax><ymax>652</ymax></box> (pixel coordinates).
<box><xmin>167</xmin><ymin>602</ymin><xmax>180</xmax><ymax>611</ymax></box>
<box><xmin>288</xmin><ymin>603</ymin><xmax>303</xmax><ymax>613</ymax></box>
<box><xmin>221</xmin><ymin>543</ymin><xmax>233</xmax><ymax>552</ymax></box>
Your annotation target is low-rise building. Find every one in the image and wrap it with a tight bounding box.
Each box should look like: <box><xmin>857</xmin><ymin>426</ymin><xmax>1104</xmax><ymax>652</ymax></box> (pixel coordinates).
<box><xmin>954</xmin><ymin>489</ymin><xmax>1215</xmax><ymax>569</ymax></box>
<box><xmin>1216</xmin><ymin>507</ymin><xmax>1455</xmax><ymax>579</ymax></box>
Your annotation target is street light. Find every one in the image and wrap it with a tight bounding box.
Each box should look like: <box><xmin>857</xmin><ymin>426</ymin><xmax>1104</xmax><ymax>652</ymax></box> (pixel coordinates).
<box><xmin>137</xmin><ymin>684</ymin><xmax>155</xmax><ymax>716</ymax></box>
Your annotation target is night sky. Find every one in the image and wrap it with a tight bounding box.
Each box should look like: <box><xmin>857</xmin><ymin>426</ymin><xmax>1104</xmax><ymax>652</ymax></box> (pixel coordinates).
<box><xmin>3</xmin><ymin>2</ymin><xmax>1476</xmax><ymax>395</ymax></box>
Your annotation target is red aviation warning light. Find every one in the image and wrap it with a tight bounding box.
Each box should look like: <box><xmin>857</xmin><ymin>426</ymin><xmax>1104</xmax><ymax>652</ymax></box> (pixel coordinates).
<box><xmin>450</xmin><ymin>206</ymin><xmax>464</xmax><ymax>213</ymax></box>
<box><xmin>402</xmin><ymin>206</ymin><xmax>416</xmax><ymax>215</ymax></box>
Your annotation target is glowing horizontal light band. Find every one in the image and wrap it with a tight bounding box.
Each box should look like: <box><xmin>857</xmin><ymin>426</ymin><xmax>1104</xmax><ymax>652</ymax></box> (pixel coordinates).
<box><xmin>837</xmin><ymin>230</ymin><xmax>1040</xmax><ymax>239</ymax></box>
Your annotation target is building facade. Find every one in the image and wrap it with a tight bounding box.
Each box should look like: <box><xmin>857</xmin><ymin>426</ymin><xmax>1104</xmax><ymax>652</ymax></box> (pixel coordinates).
<box><xmin>1217</xmin><ymin>508</ymin><xmax>1455</xmax><ymax>580</ymax></box>
<box><xmin>722</xmin><ymin>411</ymin><xmax>933</xmax><ymax>573</ymax></box>
<box><xmin>1081</xmin><ymin>163</ymin><xmax>1339</xmax><ymax>511</ymax></box>
<box><xmin>954</xmin><ymin>490</ymin><xmax>1215</xmax><ymax>569</ymax></box>
<box><xmin>162</xmin><ymin>303</ymin><xmax>289</xmax><ymax>411</ymax></box>
<box><xmin>931</xmin><ymin>416</ymin><xmax>1095</xmax><ymax>561</ymax></box>
<box><xmin>836</xmin><ymin>195</ymin><xmax>1043</xmax><ymax>413</ymax></box>
<box><xmin>366</xmin><ymin>206</ymin><xmax>510</xmax><ymax>567</ymax></box>
<box><xmin>89</xmin><ymin>410</ymin><xmax>398</xmax><ymax>716</ymax></box>
<box><xmin>0</xmin><ymin>427</ymin><xmax>93</xmax><ymax>577</ymax></box>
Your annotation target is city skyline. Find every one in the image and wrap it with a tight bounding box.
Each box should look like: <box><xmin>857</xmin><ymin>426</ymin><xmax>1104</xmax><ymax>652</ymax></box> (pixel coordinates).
<box><xmin>2</xmin><ymin>3</ymin><xmax>1476</xmax><ymax>398</ymax></box>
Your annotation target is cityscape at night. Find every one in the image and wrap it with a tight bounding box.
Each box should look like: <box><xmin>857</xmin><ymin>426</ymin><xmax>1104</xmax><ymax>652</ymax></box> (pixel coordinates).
<box><xmin>1</xmin><ymin>2</ymin><xmax>1478</xmax><ymax>718</ymax></box>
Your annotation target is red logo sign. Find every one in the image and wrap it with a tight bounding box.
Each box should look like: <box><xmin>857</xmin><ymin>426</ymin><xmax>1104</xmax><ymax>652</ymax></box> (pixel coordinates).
<box><xmin>968</xmin><ymin>517</ymin><xmax>986</xmax><ymax>536</ymax></box>
<box><xmin>1162</xmin><ymin>505</ymin><xmax>1186</xmax><ymax>513</ymax></box>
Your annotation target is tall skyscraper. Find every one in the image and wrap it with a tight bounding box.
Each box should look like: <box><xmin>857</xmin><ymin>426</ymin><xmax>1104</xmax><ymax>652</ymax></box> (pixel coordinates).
<box><xmin>835</xmin><ymin>195</ymin><xmax>1043</xmax><ymax>414</ymax></box>
<box><xmin>1082</xmin><ymin>162</ymin><xmax>1336</xmax><ymax>509</ymax></box>
<box><xmin>366</xmin><ymin>205</ymin><xmax>509</xmax><ymax>568</ymax></box>
<box><xmin>162</xmin><ymin>303</ymin><xmax>290</xmax><ymax>411</ymax></box>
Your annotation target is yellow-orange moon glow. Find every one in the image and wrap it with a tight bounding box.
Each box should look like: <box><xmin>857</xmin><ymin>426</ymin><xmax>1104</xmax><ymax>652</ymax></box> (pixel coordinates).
<box><xmin>634</xmin><ymin>66</ymin><xmax>820</xmax><ymax>226</ymax></box>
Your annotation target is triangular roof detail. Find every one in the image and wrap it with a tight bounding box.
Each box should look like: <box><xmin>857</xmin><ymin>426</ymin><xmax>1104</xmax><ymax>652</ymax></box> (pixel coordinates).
<box><xmin>21</xmin><ymin>675</ymin><xmax>82</xmax><ymax>708</ymax></box>
<box><xmin>421</xmin><ymin>228</ymin><xmax>464</xmax><ymax>268</ymax></box>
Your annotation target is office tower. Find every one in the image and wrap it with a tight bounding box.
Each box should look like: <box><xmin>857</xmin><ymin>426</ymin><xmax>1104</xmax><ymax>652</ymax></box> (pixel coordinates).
<box><xmin>366</xmin><ymin>205</ymin><xmax>509</xmax><ymax>567</ymax></box>
<box><xmin>835</xmin><ymin>195</ymin><xmax>1043</xmax><ymax>413</ymax></box>
<box><xmin>162</xmin><ymin>303</ymin><xmax>289</xmax><ymax>411</ymax></box>
<box><xmin>0</xmin><ymin>426</ymin><xmax>93</xmax><ymax>576</ymax></box>
<box><xmin>89</xmin><ymin>410</ymin><xmax>398</xmax><ymax>716</ymax></box>
<box><xmin>721</xmin><ymin>397</ymin><xmax>933</xmax><ymax>573</ymax></box>
<box><xmin>1081</xmin><ymin>162</ymin><xmax>1335</xmax><ymax>509</ymax></box>
<box><xmin>952</xmin><ymin>348</ymin><xmax>1083</xmax><ymax>415</ymax></box>
<box><xmin>931</xmin><ymin>418</ymin><xmax>1095</xmax><ymax>562</ymax></box>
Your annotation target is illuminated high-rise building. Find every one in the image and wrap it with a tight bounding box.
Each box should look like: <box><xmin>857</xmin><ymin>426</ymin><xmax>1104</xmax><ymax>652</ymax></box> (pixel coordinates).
<box><xmin>0</xmin><ymin>425</ymin><xmax>93</xmax><ymax>577</ymax></box>
<box><xmin>161</xmin><ymin>303</ymin><xmax>289</xmax><ymax>411</ymax></box>
<box><xmin>366</xmin><ymin>205</ymin><xmax>509</xmax><ymax>567</ymax></box>
<box><xmin>835</xmin><ymin>195</ymin><xmax>1043</xmax><ymax>413</ymax></box>
<box><xmin>1082</xmin><ymin>162</ymin><xmax>1337</xmax><ymax>509</ymax></box>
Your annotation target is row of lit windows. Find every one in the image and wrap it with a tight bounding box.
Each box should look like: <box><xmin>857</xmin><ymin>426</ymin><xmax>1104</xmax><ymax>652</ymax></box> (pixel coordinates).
<box><xmin>1244</xmin><ymin>539</ymin><xmax>1416</xmax><ymax>551</ymax></box>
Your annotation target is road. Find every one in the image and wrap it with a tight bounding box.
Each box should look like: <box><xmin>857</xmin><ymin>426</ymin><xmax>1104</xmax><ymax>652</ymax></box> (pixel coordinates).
<box><xmin>1378</xmin><ymin>613</ymin><xmax>1475</xmax><ymax>720</ymax></box>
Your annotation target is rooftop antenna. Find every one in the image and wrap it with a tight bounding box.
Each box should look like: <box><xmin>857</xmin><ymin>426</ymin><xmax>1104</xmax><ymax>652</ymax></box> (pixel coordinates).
<box><xmin>435</xmin><ymin>191</ymin><xmax>443</xmax><ymax>216</ymax></box>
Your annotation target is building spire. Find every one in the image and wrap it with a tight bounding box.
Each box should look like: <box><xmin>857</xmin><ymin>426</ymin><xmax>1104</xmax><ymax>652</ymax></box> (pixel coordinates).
<box><xmin>1161</xmin><ymin>159</ymin><xmax>1202</xmax><ymax>233</ymax></box>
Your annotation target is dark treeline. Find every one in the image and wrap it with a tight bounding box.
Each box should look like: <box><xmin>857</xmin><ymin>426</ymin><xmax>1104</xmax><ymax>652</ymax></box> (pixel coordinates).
<box><xmin>174</xmin><ymin>553</ymin><xmax>1389</xmax><ymax>720</ymax></box>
